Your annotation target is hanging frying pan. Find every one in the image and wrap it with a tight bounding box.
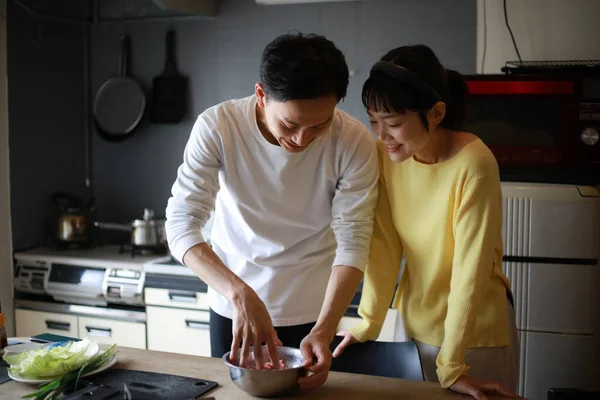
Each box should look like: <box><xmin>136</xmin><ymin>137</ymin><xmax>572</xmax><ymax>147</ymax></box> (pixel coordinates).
<box><xmin>93</xmin><ymin>35</ymin><xmax>146</xmax><ymax>141</ymax></box>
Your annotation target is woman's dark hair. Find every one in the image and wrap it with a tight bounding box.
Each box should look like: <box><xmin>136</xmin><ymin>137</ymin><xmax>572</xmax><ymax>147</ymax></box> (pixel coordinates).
<box><xmin>260</xmin><ymin>32</ymin><xmax>349</xmax><ymax>102</ymax></box>
<box><xmin>362</xmin><ymin>45</ymin><xmax>467</xmax><ymax>130</ymax></box>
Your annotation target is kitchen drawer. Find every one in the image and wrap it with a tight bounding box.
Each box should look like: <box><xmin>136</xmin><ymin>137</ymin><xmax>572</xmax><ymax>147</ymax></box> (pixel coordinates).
<box><xmin>521</xmin><ymin>330</ymin><xmax>600</xmax><ymax>400</ymax></box>
<box><xmin>78</xmin><ymin>316</ymin><xmax>146</xmax><ymax>349</ymax></box>
<box><xmin>15</xmin><ymin>309</ymin><xmax>79</xmax><ymax>338</ymax></box>
<box><xmin>145</xmin><ymin>287</ymin><xmax>209</xmax><ymax>310</ymax></box>
<box><xmin>337</xmin><ymin>308</ymin><xmax>398</xmax><ymax>342</ymax></box>
<box><xmin>504</xmin><ymin>261</ymin><xmax>599</xmax><ymax>333</ymax></box>
<box><xmin>147</xmin><ymin>306</ymin><xmax>211</xmax><ymax>357</ymax></box>
<box><xmin>527</xmin><ymin>263</ymin><xmax>598</xmax><ymax>334</ymax></box>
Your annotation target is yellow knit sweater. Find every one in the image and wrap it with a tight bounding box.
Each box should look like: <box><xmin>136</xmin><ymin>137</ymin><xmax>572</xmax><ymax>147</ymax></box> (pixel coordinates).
<box><xmin>349</xmin><ymin>139</ymin><xmax>512</xmax><ymax>388</ymax></box>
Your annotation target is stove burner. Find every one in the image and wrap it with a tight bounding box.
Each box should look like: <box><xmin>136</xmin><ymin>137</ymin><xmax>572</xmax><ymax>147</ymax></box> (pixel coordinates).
<box><xmin>118</xmin><ymin>244</ymin><xmax>168</xmax><ymax>258</ymax></box>
<box><xmin>54</xmin><ymin>240</ymin><xmax>93</xmax><ymax>251</ymax></box>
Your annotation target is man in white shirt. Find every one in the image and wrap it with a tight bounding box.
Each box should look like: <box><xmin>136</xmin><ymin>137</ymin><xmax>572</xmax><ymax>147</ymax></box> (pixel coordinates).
<box><xmin>165</xmin><ymin>32</ymin><xmax>377</xmax><ymax>389</ymax></box>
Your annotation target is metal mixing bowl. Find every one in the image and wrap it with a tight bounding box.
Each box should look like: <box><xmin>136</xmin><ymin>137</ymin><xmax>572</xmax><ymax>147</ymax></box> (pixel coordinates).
<box><xmin>222</xmin><ymin>346</ymin><xmax>307</xmax><ymax>398</ymax></box>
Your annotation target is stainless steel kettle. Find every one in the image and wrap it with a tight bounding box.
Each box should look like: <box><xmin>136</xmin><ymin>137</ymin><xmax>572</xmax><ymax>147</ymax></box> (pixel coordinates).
<box><xmin>95</xmin><ymin>208</ymin><xmax>167</xmax><ymax>247</ymax></box>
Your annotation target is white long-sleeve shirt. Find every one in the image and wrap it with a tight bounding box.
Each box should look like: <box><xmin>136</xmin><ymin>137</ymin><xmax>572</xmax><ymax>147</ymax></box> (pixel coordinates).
<box><xmin>166</xmin><ymin>95</ymin><xmax>378</xmax><ymax>326</ymax></box>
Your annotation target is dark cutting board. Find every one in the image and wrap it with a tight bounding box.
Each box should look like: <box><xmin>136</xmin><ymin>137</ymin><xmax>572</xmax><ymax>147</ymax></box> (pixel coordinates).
<box><xmin>64</xmin><ymin>368</ymin><xmax>218</xmax><ymax>399</ymax></box>
<box><xmin>0</xmin><ymin>359</ymin><xmax>10</xmax><ymax>385</ymax></box>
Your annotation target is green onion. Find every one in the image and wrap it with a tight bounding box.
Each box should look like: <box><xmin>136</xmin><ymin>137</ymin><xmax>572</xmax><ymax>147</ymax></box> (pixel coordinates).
<box><xmin>22</xmin><ymin>344</ymin><xmax>118</xmax><ymax>400</ymax></box>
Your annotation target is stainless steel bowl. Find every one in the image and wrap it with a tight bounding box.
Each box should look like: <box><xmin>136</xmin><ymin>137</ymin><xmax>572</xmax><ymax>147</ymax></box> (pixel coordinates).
<box><xmin>222</xmin><ymin>346</ymin><xmax>307</xmax><ymax>398</ymax></box>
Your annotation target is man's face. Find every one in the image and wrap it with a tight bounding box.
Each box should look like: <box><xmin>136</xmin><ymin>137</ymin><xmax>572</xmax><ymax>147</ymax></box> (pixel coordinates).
<box><xmin>255</xmin><ymin>83</ymin><xmax>337</xmax><ymax>153</ymax></box>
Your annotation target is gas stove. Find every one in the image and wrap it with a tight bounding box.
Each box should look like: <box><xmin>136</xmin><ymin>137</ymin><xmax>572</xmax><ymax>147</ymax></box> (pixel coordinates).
<box><xmin>15</xmin><ymin>245</ymin><xmax>170</xmax><ymax>267</ymax></box>
<box><xmin>13</xmin><ymin>245</ymin><xmax>171</xmax><ymax>307</ymax></box>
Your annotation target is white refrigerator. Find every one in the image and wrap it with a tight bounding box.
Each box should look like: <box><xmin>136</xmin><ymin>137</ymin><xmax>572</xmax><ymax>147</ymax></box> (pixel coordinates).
<box><xmin>501</xmin><ymin>183</ymin><xmax>600</xmax><ymax>400</ymax></box>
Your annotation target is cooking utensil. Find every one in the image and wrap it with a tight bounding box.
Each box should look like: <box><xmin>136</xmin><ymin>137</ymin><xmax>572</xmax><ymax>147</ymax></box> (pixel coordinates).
<box><xmin>151</xmin><ymin>29</ymin><xmax>188</xmax><ymax>123</ymax></box>
<box><xmin>222</xmin><ymin>346</ymin><xmax>306</xmax><ymax>397</ymax></box>
<box><xmin>63</xmin><ymin>369</ymin><xmax>218</xmax><ymax>399</ymax></box>
<box><xmin>95</xmin><ymin>208</ymin><xmax>166</xmax><ymax>247</ymax></box>
<box><xmin>93</xmin><ymin>35</ymin><xmax>146</xmax><ymax>141</ymax></box>
<box><xmin>52</xmin><ymin>192</ymin><xmax>95</xmax><ymax>244</ymax></box>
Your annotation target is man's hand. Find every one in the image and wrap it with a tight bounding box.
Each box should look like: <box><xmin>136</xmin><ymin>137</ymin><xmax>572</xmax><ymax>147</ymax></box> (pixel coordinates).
<box><xmin>297</xmin><ymin>331</ymin><xmax>332</xmax><ymax>389</ymax></box>
<box><xmin>182</xmin><ymin>244</ymin><xmax>283</xmax><ymax>369</ymax></box>
<box><xmin>295</xmin><ymin>266</ymin><xmax>363</xmax><ymax>390</ymax></box>
<box><xmin>450</xmin><ymin>375</ymin><xmax>517</xmax><ymax>400</ymax></box>
<box><xmin>230</xmin><ymin>286</ymin><xmax>282</xmax><ymax>369</ymax></box>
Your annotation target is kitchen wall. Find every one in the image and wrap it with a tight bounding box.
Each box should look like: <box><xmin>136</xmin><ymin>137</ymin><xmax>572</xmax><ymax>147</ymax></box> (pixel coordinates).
<box><xmin>90</xmin><ymin>0</ymin><xmax>476</xmax><ymax>224</ymax></box>
<box><xmin>7</xmin><ymin>1</ymin><xmax>90</xmax><ymax>250</ymax></box>
<box><xmin>476</xmin><ymin>0</ymin><xmax>600</xmax><ymax>73</ymax></box>
<box><xmin>1</xmin><ymin>0</ymin><xmax>15</xmax><ymax>336</ymax></box>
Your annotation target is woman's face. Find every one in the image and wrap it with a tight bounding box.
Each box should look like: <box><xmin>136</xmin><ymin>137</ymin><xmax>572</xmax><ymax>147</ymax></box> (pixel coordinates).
<box><xmin>367</xmin><ymin>102</ymin><xmax>445</xmax><ymax>163</ymax></box>
<box><xmin>367</xmin><ymin>109</ymin><xmax>430</xmax><ymax>163</ymax></box>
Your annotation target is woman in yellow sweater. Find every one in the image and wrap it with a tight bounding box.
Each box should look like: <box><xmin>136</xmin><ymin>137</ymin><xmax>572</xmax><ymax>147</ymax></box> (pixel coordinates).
<box><xmin>333</xmin><ymin>45</ymin><xmax>519</xmax><ymax>400</ymax></box>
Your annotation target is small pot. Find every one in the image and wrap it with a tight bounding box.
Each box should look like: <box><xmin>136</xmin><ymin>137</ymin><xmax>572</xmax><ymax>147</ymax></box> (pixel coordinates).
<box><xmin>95</xmin><ymin>208</ymin><xmax>166</xmax><ymax>247</ymax></box>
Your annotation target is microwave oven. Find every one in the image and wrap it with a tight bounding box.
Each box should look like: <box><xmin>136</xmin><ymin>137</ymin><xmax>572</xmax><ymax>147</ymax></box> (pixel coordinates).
<box><xmin>463</xmin><ymin>73</ymin><xmax>600</xmax><ymax>185</ymax></box>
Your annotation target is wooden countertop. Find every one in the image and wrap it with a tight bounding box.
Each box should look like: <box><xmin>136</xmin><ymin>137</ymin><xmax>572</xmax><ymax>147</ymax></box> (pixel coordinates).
<box><xmin>2</xmin><ymin>346</ymin><xmax>525</xmax><ymax>399</ymax></box>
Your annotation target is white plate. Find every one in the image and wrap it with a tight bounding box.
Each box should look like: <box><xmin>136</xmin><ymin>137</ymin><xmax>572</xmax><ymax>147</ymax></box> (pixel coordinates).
<box><xmin>7</xmin><ymin>352</ymin><xmax>118</xmax><ymax>384</ymax></box>
<box><xmin>3</xmin><ymin>342</ymin><xmax>46</xmax><ymax>355</ymax></box>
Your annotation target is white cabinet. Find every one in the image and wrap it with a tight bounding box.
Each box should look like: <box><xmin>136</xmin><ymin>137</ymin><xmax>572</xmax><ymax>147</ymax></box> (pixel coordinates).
<box><xmin>501</xmin><ymin>183</ymin><xmax>600</xmax><ymax>260</ymax></box>
<box><xmin>15</xmin><ymin>308</ymin><xmax>146</xmax><ymax>350</ymax></box>
<box><xmin>502</xmin><ymin>184</ymin><xmax>600</xmax><ymax>398</ymax></box>
<box><xmin>505</xmin><ymin>261</ymin><xmax>599</xmax><ymax>334</ymax></box>
<box><xmin>521</xmin><ymin>331</ymin><xmax>600</xmax><ymax>400</ymax></box>
<box><xmin>147</xmin><ymin>306</ymin><xmax>211</xmax><ymax>356</ymax></box>
<box><xmin>145</xmin><ymin>287</ymin><xmax>209</xmax><ymax>310</ymax></box>
<box><xmin>337</xmin><ymin>308</ymin><xmax>399</xmax><ymax>342</ymax></box>
<box><xmin>527</xmin><ymin>194</ymin><xmax>600</xmax><ymax>260</ymax></box>
<box><xmin>15</xmin><ymin>309</ymin><xmax>79</xmax><ymax>338</ymax></box>
<box><xmin>145</xmin><ymin>288</ymin><xmax>211</xmax><ymax>356</ymax></box>
<box><xmin>78</xmin><ymin>316</ymin><xmax>146</xmax><ymax>349</ymax></box>
<box><xmin>526</xmin><ymin>263</ymin><xmax>597</xmax><ymax>334</ymax></box>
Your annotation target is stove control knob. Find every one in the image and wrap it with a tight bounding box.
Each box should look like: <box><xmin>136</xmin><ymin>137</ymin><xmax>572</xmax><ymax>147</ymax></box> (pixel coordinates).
<box><xmin>581</xmin><ymin>126</ymin><xmax>599</xmax><ymax>146</ymax></box>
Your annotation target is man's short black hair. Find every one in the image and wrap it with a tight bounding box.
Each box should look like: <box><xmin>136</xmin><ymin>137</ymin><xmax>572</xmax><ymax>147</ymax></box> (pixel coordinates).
<box><xmin>260</xmin><ymin>32</ymin><xmax>349</xmax><ymax>102</ymax></box>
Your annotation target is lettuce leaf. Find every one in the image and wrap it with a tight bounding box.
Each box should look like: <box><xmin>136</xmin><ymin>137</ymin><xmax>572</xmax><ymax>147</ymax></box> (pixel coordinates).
<box><xmin>2</xmin><ymin>337</ymin><xmax>99</xmax><ymax>379</ymax></box>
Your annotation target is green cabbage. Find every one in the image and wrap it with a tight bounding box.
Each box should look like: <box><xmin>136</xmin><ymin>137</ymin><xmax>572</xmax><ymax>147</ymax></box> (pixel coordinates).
<box><xmin>2</xmin><ymin>338</ymin><xmax>99</xmax><ymax>379</ymax></box>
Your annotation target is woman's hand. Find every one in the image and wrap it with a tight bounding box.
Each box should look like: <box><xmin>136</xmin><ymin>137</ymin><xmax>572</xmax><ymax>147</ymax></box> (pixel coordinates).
<box><xmin>450</xmin><ymin>375</ymin><xmax>518</xmax><ymax>400</ymax></box>
<box><xmin>331</xmin><ymin>329</ymin><xmax>360</xmax><ymax>358</ymax></box>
